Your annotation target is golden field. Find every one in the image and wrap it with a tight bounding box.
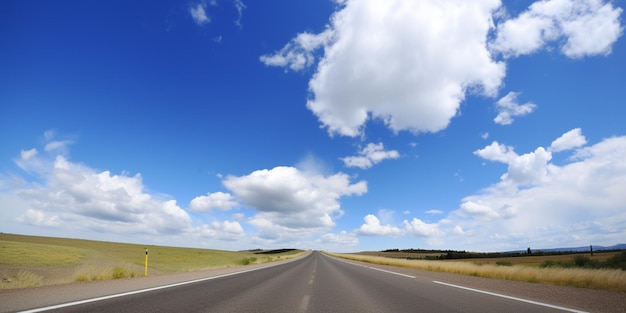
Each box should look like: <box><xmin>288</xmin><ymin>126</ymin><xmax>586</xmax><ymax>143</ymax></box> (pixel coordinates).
<box><xmin>329</xmin><ymin>252</ymin><xmax>626</xmax><ymax>292</ymax></box>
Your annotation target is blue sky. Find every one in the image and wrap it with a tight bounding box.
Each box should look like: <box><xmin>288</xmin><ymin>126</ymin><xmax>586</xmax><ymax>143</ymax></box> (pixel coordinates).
<box><xmin>1</xmin><ymin>0</ymin><xmax>625</xmax><ymax>252</ymax></box>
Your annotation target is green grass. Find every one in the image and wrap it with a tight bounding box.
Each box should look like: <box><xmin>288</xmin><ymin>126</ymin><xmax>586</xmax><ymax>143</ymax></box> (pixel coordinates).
<box><xmin>0</xmin><ymin>233</ymin><xmax>275</xmax><ymax>272</ymax></box>
<box><xmin>0</xmin><ymin>233</ymin><xmax>303</xmax><ymax>289</ymax></box>
<box><xmin>0</xmin><ymin>240</ymin><xmax>87</xmax><ymax>266</ymax></box>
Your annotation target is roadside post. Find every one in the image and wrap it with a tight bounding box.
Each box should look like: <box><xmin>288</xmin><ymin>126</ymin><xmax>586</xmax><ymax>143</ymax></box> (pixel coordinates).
<box><xmin>145</xmin><ymin>249</ymin><xmax>148</xmax><ymax>277</ymax></box>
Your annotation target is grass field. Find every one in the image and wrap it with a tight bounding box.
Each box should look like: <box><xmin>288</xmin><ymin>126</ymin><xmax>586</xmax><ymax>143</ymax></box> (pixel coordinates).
<box><xmin>0</xmin><ymin>233</ymin><xmax>303</xmax><ymax>289</ymax></box>
<box><xmin>329</xmin><ymin>252</ymin><xmax>626</xmax><ymax>292</ymax></box>
<box><xmin>357</xmin><ymin>250</ymin><xmax>621</xmax><ymax>267</ymax></box>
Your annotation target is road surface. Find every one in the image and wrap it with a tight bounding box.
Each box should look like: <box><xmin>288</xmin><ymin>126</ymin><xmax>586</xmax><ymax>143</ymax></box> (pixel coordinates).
<box><xmin>5</xmin><ymin>251</ymin><xmax>608</xmax><ymax>312</ymax></box>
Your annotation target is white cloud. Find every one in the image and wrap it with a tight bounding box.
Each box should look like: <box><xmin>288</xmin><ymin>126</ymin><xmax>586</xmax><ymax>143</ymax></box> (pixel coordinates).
<box><xmin>260</xmin><ymin>29</ymin><xmax>334</xmax><ymax>71</ymax></box>
<box><xmin>222</xmin><ymin>166</ymin><xmax>367</xmax><ymax>240</ymax></box>
<box><xmin>190</xmin><ymin>3</ymin><xmax>210</xmax><ymax>25</ymax></box>
<box><xmin>474</xmin><ymin>141</ymin><xmax>518</xmax><ymax>164</ymax></box>
<box><xmin>494</xmin><ymin>91</ymin><xmax>536</xmax><ymax>125</ymax></box>
<box><xmin>356</xmin><ymin>214</ymin><xmax>441</xmax><ymax>238</ymax></box>
<box><xmin>13</xmin><ymin>154</ymin><xmax>193</xmax><ymax>236</ymax></box>
<box><xmin>506</xmin><ymin>147</ymin><xmax>553</xmax><ymax>186</ymax></box>
<box><xmin>262</xmin><ymin>0</ymin><xmax>506</xmax><ymax>137</ymax></box>
<box><xmin>44</xmin><ymin>140</ymin><xmax>73</xmax><ymax>153</ymax></box>
<box><xmin>491</xmin><ymin>0</ymin><xmax>624</xmax><ymax>58</ymax></box>
<box><xmin>403</xmin><ymin>218</ymin><xmax>442</xmax><ymax>237</ymax></box>
<box><xmin>318</xmin><ymin>231</ymin><xmax>359</xmax><ymax>246</ymax></box>
<box><xmin>476</xmin><ymin>129</ymin><xmax>588</xmax><ymax>188</ymax></box>
<box><xmin>453</xmin><ymin>226</ymin><xmax>465</xmax><ymax>235</ymax></box>
<box><xmin>459</xmin><ymin>201</ymin><xmax>502</xmax><ymax>219</ymax></box>
<box><xmin>262</xmin><ymin>0</ymin><xmax>622</xmax><ymax>138</ymax></box>
<box><xmin>357</xmin><ymin>214</ymin><xmax>403</xmax><ymax>236</ymax></box>
<box><xmin>16</xmin><ymin>208</ymin><xmax>60</xmax><ymax>227</ymax></box>
<box><xmin>425</xmin><ymin>209</ymin><xmax>444</xmax><ymax>215</ymax></box>
<box><xmin>38</xmin><ymin>130</ymin><xmax>74</xmax><ymax>154</ymax></box>
<box><xmin>20</xmin><ymin>149</ymin><xmax>38</xmax><ymax>161</ymax></box>
<box><xmin>1</xmin><ymin>137</ymin><xmax>258</xmax><ymax>247</ymax></box>
<box><xmin>445</xmin><ymin>131</ymin><xmax>626</xmax><ymax>251</ymax></box>
<box><xmin>199</xmin><ymin>220</ymin><xmax>244</xmax><ymax>241</ymax></box>
<box><xmin>476</xmin><ymin>141</ymin><xmax>553</xmax><ymax>187</ymax></box>
<box><xmin>341</xmin><ymin>142</ymin><xmax>399</xmax><ymax>169</ymax></box>
<box><xmin>189</xmin><ymin>191</ymin><xmax>238</xmax><ymax>212</ymax></box>
<box><xmin>5</xmin><ymin>134</ymin><xmax>379</xmax><ymax>249</ymax></box>
<box><xmin>550</xmin><ymin>127</ymin><xmax>586</xmax><ymax>152</ymax></box>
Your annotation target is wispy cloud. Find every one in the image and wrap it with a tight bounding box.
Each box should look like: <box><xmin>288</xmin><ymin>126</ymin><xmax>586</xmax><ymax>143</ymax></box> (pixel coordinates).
<box><xmin>341</xmin><ymin>142</ymin><xmax>399</xmax><ymax>169</ymax></box>
<box><xmin>494</xmin><ymin>92</ymin><xmax>536</xmax><ymax>125</ymax></box>
<box><xmin>190</xmin><ymin>2</ymin><xmax>210</xmax><ymax>25</ymax></box>
<box><xmin>234</xmin><ymin>0</ymin><xmax>246</xmax><ymax>28</ymax></box>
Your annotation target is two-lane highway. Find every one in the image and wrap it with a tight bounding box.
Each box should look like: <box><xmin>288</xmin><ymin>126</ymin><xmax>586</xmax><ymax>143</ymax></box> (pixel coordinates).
<box><xmin>17</xmin><ymin>251</ymin><xmax>591</xmax><ymax>312</ymax></box>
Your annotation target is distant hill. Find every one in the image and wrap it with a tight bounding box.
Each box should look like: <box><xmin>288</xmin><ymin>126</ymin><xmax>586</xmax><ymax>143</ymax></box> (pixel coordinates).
<box><xmin>544</xmin><ymin>243</ymin><xmax>626</xmax><ymax>252</ymax></box>
<box><xmin>510</xmin><ymin>243</ymin><xmax>626</xmax><ymax>253</ymax></box>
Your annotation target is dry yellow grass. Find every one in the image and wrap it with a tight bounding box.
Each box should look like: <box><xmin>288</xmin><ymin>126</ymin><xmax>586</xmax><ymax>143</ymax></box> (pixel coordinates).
<box><xmin>328</xmin><ymin>253</ymin><xmax>626</xmax><ymax>292</ymax></box>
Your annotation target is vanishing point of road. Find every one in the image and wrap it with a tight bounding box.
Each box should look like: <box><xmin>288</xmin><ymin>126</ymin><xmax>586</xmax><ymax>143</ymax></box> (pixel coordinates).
<box><xmin>3</xmin><ymin>251</ymin><xmax>625</xmax><ymax>313</ymax></box>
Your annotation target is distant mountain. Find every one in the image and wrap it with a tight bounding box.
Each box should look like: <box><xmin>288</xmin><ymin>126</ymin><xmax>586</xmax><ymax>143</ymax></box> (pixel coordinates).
<box><xmin>510</xmin><ymin>243</ymin><xmax>626</xmax><ymax>253</ymax></box>
<box><xmin>550</xmin><ymin>243</ymin><xmax>625</xmax><ymax>252</ymax></box>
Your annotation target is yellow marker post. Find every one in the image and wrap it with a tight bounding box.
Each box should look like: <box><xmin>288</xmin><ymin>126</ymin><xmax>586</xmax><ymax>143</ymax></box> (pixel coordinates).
<box><xmin>144</xmin><ymin>249</ymin><xmax>148</xmax><ymax>277</ymax></box>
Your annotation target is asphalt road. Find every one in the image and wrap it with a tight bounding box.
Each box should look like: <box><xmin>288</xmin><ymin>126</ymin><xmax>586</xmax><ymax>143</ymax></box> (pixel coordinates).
<box><xmin>15</xmin><ymin>251</ymin><xmax>593</xmax><ymax>313</ymax></box>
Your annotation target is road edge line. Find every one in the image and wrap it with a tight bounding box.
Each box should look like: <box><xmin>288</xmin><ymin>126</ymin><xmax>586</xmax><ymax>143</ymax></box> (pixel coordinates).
<box><xmin>327</xmin><ymin>255</ymin><xmax>415</xmax><ymax>278</ymax></box>
<box><xmin>432</xmin><ymin>281</ymin><xmax>588</xmax><ymax>313</ymax></box>
<box><xmin>367</xmin><ymin>266</ymin><xmax>416</xmax><ymax>278</ymax></box>
<box><xmin>18</xmin><ymin>263</ymin><xmax>290</xmax><ymax>313</ymax></box>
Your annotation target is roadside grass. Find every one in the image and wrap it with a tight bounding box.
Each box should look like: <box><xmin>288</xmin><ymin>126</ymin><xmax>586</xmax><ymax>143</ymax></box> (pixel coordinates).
<box><xmin>11</xmin><ymin>270</ymin><xmax>43</xmax><ymax>288</ymax></box>
<box><xmin>357</xmin><ymin>250</ymin><xmax>620</xmax><ymax>267</ymax></box>
<box><xmin>73</xmin><ymin>262</ymin><xmax>142</xmax><ymax>282</ymax></box>
<box><xmin>0</xmin><ymin>233</ymin><xmax>303</xmax><ymax>289</ymax></box>
<box><xmin>0</xmin><ymin>240</ymin><xmax>87</xmax><ymax>266</ymax></box>
<box><xmin>328</xmin><ymin>252</ymin><xmax>626</xmax><ymax>292</ymax></box>
<box><xmin>450</xmin><ymin>252</ymin><xmax>621</xmax><ymax>268</ymax></box>
<box><xmin>237</xmin><ymin>257</ymin><xmax>258</xmax><ymax>265</ymax></box>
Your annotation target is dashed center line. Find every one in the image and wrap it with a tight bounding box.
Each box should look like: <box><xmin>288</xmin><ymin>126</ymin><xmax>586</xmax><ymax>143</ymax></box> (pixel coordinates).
<box><xmin>299</xmin><ymin>295</ymin><xmax>310</xmax><ymax>313</ymax></box>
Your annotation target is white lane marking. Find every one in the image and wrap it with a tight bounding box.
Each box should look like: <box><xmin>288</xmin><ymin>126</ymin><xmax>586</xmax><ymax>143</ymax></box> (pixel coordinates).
<box><xmin>367</xmin><ymin>266</ymin><xmax>416</xmax><ymax>279</ymax></box>
<box><xmin>299</xmin><ymin>295</ymin><xmax>310</xmax><ymax>313</ymax></box>
<box><xmin>432</xmin><ymin>281</ymin><xmax>588</xmax><ymax>313</ymax></box>
<box><xmin>328</xmin><ymin>255</ymin><xmax>415</xmax><ymax>278</ymax></box>
<box><xmin>19</xmin><ymin>265</ymin><xmax>282</xmax><ymax>313</ymax></box>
